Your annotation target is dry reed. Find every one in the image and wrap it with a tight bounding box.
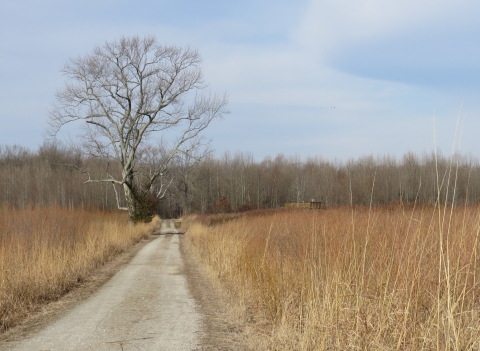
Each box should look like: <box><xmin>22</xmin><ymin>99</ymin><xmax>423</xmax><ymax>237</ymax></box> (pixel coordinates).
<box><xmin>0</xmin><ymin>205</ymin><xmax>159</xmax><ymax>331</ymax></box>
<box><xmin>187</xmin><ymin>205</ymin><xmax>480</xmax><ymax>350</ymax></box>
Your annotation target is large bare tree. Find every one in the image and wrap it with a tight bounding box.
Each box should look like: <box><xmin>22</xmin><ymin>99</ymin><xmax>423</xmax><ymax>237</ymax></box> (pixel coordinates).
<box><xmin>48</xmin><ymin>35</ymin><xmax>228</xmax><ymax>220</ymax></box>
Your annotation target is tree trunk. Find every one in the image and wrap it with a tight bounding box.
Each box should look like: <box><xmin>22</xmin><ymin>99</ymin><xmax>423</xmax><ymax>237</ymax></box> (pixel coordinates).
<box><xmin>123</xmin><ymin>183</ymin><xmax>135</xmax><ymax>220</ymax></box>
<box><xmin>123</xmin><ymin>169</ymin><xmax>136</xmax><ymax>220</ymax></box>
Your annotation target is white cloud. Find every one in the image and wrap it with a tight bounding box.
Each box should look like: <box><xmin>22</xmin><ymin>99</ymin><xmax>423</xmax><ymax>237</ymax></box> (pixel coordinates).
<box><xmin>290</xmin><ymin>0</ymin><xmax>480</xmax><ymax>91</ymax></box>
<box><xmin>296</xmin><ymin>0</ymin><xmax>480</xmax><ymax>55</ymax></box>
<box><xmin>202</xmin><ymin>40</ymin><xmax>418</xmax><ymax>114</ymax></box>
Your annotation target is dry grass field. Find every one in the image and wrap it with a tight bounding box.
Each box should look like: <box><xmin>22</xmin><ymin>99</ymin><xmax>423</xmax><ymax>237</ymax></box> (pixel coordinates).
<box><xmin>0</xmin><ymin>206</ymin><xmax>159</xmax><ymax>331</ymax></box>
<box><xmin>187</xmin><ymin>205</ymin><xmax>480</xmax><ymax>350</ymax></box>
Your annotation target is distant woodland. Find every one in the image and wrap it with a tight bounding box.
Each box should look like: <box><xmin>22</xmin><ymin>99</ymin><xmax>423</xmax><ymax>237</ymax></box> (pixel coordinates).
<box><xmin>1</xmin><ymin>143</ymin><xmax>480</xmax><ymax>217</ymax></box>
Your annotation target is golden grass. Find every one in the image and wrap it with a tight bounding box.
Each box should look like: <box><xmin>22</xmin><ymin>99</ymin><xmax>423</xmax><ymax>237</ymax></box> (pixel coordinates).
<box><xmin>0</xmin><ymin>205</ymin><xmax>159</xmax><ymax>331</ymax></box>
<box><xmin>187</xmin><ymin>206</ymin><xmax>480</xmax><ymax>350</ymax></box>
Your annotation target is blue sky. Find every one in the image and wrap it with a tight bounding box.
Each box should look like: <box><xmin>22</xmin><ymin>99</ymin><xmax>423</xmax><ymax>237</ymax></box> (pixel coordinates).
<box><xmin>0</xmin><ymin>0</ymin><xmax>479</xmax><ymax>161</ymax></box>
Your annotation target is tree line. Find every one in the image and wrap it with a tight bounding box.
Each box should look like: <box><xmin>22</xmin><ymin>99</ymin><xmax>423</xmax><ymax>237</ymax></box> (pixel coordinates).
<box><xmin>163</xmin><ymin>151</ymin><xmax>480</xmax><ymax>216</ymax></box>
<box><xmin>0</xmin><ymin>143</ymin><xmax>120</xmax><ymax>210</ymax></box>
<box><xmin>2</xmin><ymin>143</ymin><xmax>480</xmax><ymax>217</ymax></box>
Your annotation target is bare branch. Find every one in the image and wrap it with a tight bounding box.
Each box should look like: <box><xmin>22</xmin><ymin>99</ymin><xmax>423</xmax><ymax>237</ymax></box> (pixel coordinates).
<box><xmin>111</xmin><ymin>182</ymin><xmax>128</xmax><ymax>211</ymax></box>
<box><xmin>47</xmin><ymin>35</ymin><xmax>228</xmax><ymax>219</ymax></box>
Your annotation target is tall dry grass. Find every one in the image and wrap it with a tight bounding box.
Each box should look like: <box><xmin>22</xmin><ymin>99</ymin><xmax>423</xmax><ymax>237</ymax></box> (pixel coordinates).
<box><xmin>187</xmin><ymin>205</ymin><xmax>480</xmax><ymax>350</ymax></box>
<box><xmin>0</xmin><ymin>205</ymin><xmax>159</xmax><ymax>331</ymax></box>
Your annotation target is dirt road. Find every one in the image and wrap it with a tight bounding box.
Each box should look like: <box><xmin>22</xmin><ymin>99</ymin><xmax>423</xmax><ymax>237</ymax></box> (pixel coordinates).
<box><xmin>2</xmin><ymin>221</ymin><xmax>201</xmax><ymax>351</ymax></box>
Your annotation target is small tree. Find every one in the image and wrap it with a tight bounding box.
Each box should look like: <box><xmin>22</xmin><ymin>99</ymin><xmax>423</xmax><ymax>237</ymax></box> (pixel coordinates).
<box><xmin>213</xmin><ymin>196</ymin><xmax>232</xmax><ymax>213</ymax></box>
<box><xmin>48</xmin><ymin>35</ymin><xmax>228</xmax><ymax>220</ymax></box>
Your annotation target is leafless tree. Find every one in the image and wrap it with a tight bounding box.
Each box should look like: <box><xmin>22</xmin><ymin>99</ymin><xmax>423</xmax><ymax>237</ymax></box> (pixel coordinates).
<box><xmin>48</xmin><ymin>35</ymin><xmax>228</xmax><ymax>220</ymax></box>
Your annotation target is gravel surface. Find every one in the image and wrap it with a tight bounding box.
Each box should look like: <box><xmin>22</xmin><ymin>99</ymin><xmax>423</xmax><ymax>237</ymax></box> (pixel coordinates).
<box><xmin>1</xmin><ymin>221</ymin><xmax>202</xmax><ymax>351</ymax></box>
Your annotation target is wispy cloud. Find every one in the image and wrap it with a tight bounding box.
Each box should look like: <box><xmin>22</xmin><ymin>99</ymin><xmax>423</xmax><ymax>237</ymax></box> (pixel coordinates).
<box><xmin>295</xmin><ymin>0</ymin><xmax>480</xmax><ymax>89</ymax></box>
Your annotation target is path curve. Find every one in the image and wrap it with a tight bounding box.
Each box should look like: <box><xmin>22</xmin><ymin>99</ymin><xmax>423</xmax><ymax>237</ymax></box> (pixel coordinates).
<box><xmin>2</xmin><ymin>222</ymin><xmax>201</xmax><ymax>351</ymax></box>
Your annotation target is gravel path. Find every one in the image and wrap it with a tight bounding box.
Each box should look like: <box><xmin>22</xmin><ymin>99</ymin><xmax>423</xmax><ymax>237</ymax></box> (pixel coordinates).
<box><xmin>2</xmin><ymin>221</ymin><xmax>202</xmax><ymax>351</ymax></box>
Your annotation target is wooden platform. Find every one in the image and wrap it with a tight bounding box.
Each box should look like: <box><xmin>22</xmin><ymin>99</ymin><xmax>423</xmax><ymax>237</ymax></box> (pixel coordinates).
<box><xmin>284</xmin><ymin>201</ymin><xmax>322</xmax><ymax>209</ymax></box>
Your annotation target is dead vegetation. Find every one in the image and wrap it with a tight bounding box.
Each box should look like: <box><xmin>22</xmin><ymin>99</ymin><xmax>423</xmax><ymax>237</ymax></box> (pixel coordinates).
<box><xmin>187</xmin><ymin>205</ymin><xmax>480</xmax><ymax>350</ymax></box>
<box><xmin>0</xmin><ymin>206</ymin><xmax>159</xmax><ymax>331</ymax></box>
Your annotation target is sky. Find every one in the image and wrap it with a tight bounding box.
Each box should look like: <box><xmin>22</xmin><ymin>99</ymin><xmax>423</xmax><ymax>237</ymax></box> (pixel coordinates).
<box><xmin>1</xmin><ymin>0</ymin><xmax>479</xmax><ymax>161</ymax></box>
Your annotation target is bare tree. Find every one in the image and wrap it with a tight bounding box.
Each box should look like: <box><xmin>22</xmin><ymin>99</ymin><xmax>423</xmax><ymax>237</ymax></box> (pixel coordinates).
<box><xmin>48</xmin><ymin>35</ymin><xmax>228</xmax><ymax>220</ymax></box>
